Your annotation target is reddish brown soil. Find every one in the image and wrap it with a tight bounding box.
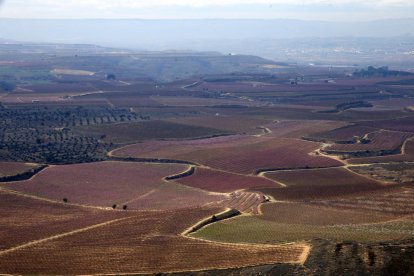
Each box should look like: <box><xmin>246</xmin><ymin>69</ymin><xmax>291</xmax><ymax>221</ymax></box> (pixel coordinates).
<box><xmin>3</xmin><ymin>162</ymin><xmax>187</xmax><ymax>208</ymax></box>
<box><xmin>176</xmin><ymin>167</ymin><xmax>280</xmax><ymax>192</ymax></box>
<box><xmin>0</xmin><ymin>207</ymin><xmax>307</xmax><ymax>275</ymax></box>
<box><xmin>114</xmin><ymin>137</ymin><xmax>342</xmax><ymax>175</ymax></box>
<box><xmin>260</xmin><ymin>202</ymin><xmax>392</xmax><ymax>226</ymax></box>
<box><xmin>0</xmin><ymin>162</ymin><xmax>38</xmax><ymax>177</ymax></box>
<box><xmin>257</xmin><ymin>168</ymin><xmax>384</xmax><ymax>200</ymax></box>
<box><xmin>308</xmin><ymin>125</ymin><xmax>376</xmax><ymax>142</ymax></box>
<box><xmin>125</xmin><ymin>182</ymin><xmax>226</xmax><ymax>210</ymax></box>
<box><xmin>223</xmin><ymin>190</ymin><xmax>266</xmax><ymax>214</ymax></box>
<box><xmin>311</xmin><ymin>186</ymin><xmax>414</xmax><ymax>215</ymax></box>
<box><xmin>179</xmin><ymin>138</ymin><xmax>342</xmax><ymax>174</ymax></box>
<box><xmin>325</xmin><ymin>130</ymin><xmax>412</xmax><ymax>153</ymax></box>
<box><xmin>0</xmin><ymin>190</ymin><xmax>127</xmax><ymax>251</ymax></box>
<box><xmin>360</xmin><ymin>116</ymin><xmax>414</xmax><ymax>133</ymax></box>
<box><xmin>167</xmin><ymin>115</ymin><xmax>271</xmax><ymax>135</ymax></box>
<box><xmin>348</xmin><ymin>140</ymin><xmax>414</xmax><ymax>164</ymax></box>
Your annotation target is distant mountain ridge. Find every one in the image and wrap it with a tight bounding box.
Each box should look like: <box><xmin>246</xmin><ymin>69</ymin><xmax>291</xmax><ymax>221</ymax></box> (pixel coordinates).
<box><xmin>0</xmin><ymin>18</ymin><xmax>413</xmax><ymax>48</ymax></box>
<box><xmin>1</xmin><ymin>18</ymin><xmax>414</xmax><ymax>66</ymax></box>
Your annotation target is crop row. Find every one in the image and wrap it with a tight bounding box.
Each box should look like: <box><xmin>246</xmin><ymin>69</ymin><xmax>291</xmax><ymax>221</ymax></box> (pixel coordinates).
<box><xmin>323</xmin><ymin>130</ymin><xmax>412</xmax><ymax>157</ymax></box>
<box><xmin>0</xmin><ymin>206</ymin><xmax>306</xmax><ymax>274</ymax></box>
<box><xmin>311</xmin><ymin>187</ymin><xmax>414</xmax><ymax>215</ymax></box>
<box><xmin>176</xmin><ymin>167</ymin><xmax>279</xmax><ymax>192</ymax></box>
<box><xmin>348</xmin><ymin>140</ymin><xmax>414</xmax><ymax>164</ymax></box>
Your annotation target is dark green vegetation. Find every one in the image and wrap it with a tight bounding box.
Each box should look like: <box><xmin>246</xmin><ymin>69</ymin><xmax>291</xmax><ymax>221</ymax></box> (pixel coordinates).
<box><xmin>319</xmin><ymin>101</ymin><xmax>373</xmax><ymax>113</ymax></box>
<box><xmin>353</xmin><ymin>66</ymin><xmax>412</xmax><ymax>78</ymax></box>
<box><xmin>0</xmin><ymin>105</ymin><xmax>139</xmax><ymax>163</ymax></box>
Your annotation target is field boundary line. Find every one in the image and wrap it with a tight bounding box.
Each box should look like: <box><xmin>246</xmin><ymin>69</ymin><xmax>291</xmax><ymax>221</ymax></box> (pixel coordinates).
<box><xmin>0</xmin><ymin>165</ymin><xmax>48</xmax><ymax>183</ymax></box>
<box><xmin>0</xmin><ymin>188</ymin><xmax>120</xmax><ymax>211</ymax></box>
<box><xmin>164</xmin><ymin>165</ymin><xmax>195</xmax><ymax>181</ymax></box>
<box><xmin>341</xmin><ymin>166</ymin><xmax>391</xmax><ymax>186</ymax></box>
<box><xmin>180</xmin><ymin>209</ymin><xmax>310</xmax><ymax>261</ymax></box>
<box><xmin>257</xmin><ymin>171</ymin><xmax>287</xmax><ymax>187</ymax></box>
<box><xmin>0</xmin><ymin>216</ymin><xmax>135</xmax><ymax>256</ymax></box>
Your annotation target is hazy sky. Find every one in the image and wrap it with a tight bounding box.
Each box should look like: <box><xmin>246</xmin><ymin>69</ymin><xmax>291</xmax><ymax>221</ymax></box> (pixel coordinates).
<box><xmin>0</xmin><ymin>0</ymin><xmax>413</xmax><ymax>21</ymax></box>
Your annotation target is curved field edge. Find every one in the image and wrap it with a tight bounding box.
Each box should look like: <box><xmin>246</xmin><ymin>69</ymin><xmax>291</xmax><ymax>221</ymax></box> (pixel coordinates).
<box><xmin>174</xmin><ymin>166</ymin><xmax>283</xmax><ymax>193</ymax></box>
<box><xmin>109</xmin><ymin>136</ymin><xmax>343</xmax><ymax>175</ymax></box>
<box><xmin>189</xmin><ymin>214</ymin><xmax>414</xmax><ymax>245</ymax></box>
<box><xmin>0</xmin><ymin>162</ymin><xmax>46</xmax><ymax>182</ymax></box>
<box><xmin>0</xmin><ymin>161</ymin><xmax>228</xmax><ymax>210</ymax></box>
<box><xmin>0</xmin><ymin>207</ymin><xmax>310</xmax><ymax>274</ymax></box>
<box><xmin>0</xmin><ymin>188</ymin><xmax>310</xmax><ymax>274</ymax></box>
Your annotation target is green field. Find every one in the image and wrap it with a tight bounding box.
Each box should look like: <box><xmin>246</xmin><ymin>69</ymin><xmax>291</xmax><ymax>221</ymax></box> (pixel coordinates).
<box><xmin>0</xmin><ymin>66</ymin><xmax>52</xmax><ymax>85</ymax></box>
<box><xmin>191</xmin><ymin>216</ymin><xmax>414</xmax><ymax>243</ymax></box>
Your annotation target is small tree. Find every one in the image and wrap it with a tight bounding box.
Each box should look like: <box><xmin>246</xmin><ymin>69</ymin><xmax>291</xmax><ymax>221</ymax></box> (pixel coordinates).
<box><xmin>112</xmin><ymin>204</ymin><xmax>117</xmax><ymax>209</ymax></box>
<box><xmin>106</xmin><ymin>74</ymin><xmax>116</xmax><ymax>80</ymax></box>
<box><xmin>63</xmin><ymin>198</ymin><xmax>68</xmax><ymax>203</ymax></box>
<box><xmin>123</xmin><ymin>205</ymin><xmax>128</xmax><ymax>210</ymax></box>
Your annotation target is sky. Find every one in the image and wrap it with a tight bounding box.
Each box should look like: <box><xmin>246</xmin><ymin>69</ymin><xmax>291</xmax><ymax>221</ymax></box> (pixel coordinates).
<box><xmin>0</xmin><ymin>0</ymin><xmax>413</xmax><ymax>21</ymax></box>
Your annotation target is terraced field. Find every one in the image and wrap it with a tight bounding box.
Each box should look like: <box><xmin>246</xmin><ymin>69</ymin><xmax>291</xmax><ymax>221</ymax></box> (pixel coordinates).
<box><xmin>222</xmin><ymin>190</ymin><xmax>266</xmax><ymax>215</ymax></box>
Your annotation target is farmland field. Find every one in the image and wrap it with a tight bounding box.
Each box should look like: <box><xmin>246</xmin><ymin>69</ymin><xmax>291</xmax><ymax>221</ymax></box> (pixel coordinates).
<box><xmin>0</xmin><ymin>206</ymin><xmax>308</xmax><ymax>275</ymax></box>
<box><xmin>260</xmin><ymin>202</ymin><xmax>393</xmax><ymax>225</ymax></box>
<box><xmin>2</xmin><ymin>161</ymin><xmax>223</xmax><ymax>209</ymax></box>
<box><xmin>176</xmin><ymin>167</ymin><xmax>281</xmax><ymax>192</ymax></box>
<box><xmin>3</xmin><ymin>41</ymin><xmax>414</xmax><ymax>274</ymax></box>
<box><xmin>191</xmin><ymin>215</ymin><xmax>414</xmax><ymax>244</ymax></box>
<box><xmin>114</xmin><ymin>137</ymin><xmax>342</xmax><ymax>174</ymax></box>
<box><xmin>0</xmin><ymin>190</ymin><xmax>128</xmax><ymax>251</ymax></box>
<box><xmin>306</xmin><ymin>125</ymin><xmax>377</xmax><ymax>143</ymax></box>
<box><xmin>310</xmin><ymin>186</ymin><xmax>414</xmax><ymax>215</ymax></box>
<box><xmin>167</xmin><ymin>115</ymin><xmax>272</xmax><ymax>135</ymax></box>
<box><xmin>258</xmin><ymin>167</ymin><xmax>384</xmax><ymax>200</ymax></box>
<box><xmin>323</xmin><ymin>130</ymin><xmax>412</xmax><ymax>157</ymax></box>
<box><xmin>0</xmin><ymin>162</ymin><xmax>39</xmax><ymax>177</ymax></box>
<box><xmin>350</xmin><ymin>163</ymin><xmax>414</xmax><ymax>183</ymax></box>
<box><xmin>360</xmin><ymin>116</ymin><xmax>414</xmax><ymax>133</ymax></box>
<box><xmin>74</xmin><ymin>120</ymin><xmax>228</xmax><ymax>144</ymax></box>
<box><xmin>348</xmin><ymin>139</ymin><xmax>414</xmax><ymax>164</ymax></box>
